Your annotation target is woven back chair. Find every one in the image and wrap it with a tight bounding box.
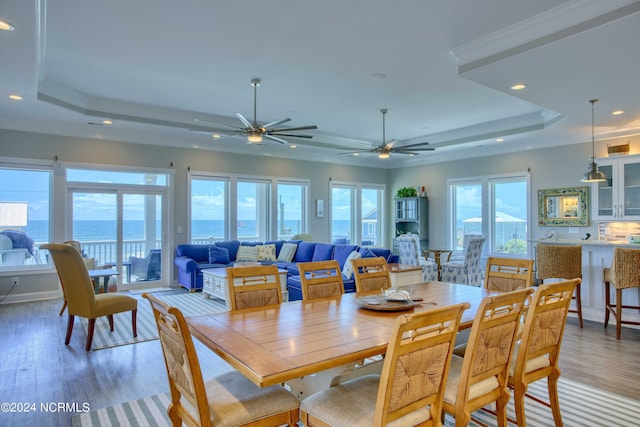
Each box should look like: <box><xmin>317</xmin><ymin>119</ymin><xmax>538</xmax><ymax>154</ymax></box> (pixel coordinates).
<box><xmin>300</xmin><ymin>302</ymin><xmax>469</xmax><ymax>427</ymax></box>
<box><xmin>143</xmin><ymin>293</ymin><xmax>299</xmax><ymax>427</ymax></box>
<box><xmin>484</xmin><ymin>257</ymin><xmax>534</xmax><ymax>292</ymax></box>
<box><xmin>226</xmin><ymin>265</ymin><xmax>283</xmax><ymax>311</ymax></box>
<box><xmin>442</xmin><ymin>287</ymin><xmax>533</xmax><ymax>427</ymax></box>
<box><xmin>297</xmin><ymin>260</ymin><xmax>344</xmax><ymax>300</ymax></box>
<box><xmin>604</xmin><ymin>248</ymin><xmax>640</xmax><ymax>340</ymax></box>
<box><xmin>536</xmin><ymin>244</ymin><xmax>583</xmax><ymax>327</ymax></box>
<box><xmin>508</xmin><ymin>279</ymin><xmax>579</xmax><ymax>426</ymax></box>
<box><xmin>351</xmin><ymin>256</ymin><xmax>392</xmax><ymax>293</ymax></box>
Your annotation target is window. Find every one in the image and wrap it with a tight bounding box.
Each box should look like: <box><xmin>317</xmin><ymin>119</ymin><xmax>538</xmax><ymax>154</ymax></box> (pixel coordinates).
<box><xmin>189</xmin><ymin>172</ymin><xmax>308</xmax><ymax>242</ymax></box>
<box><xmin>0</xmin><ymin>165</ymin><xmax>51</xmax><ymax>270</ymax></box>
<box><xmin>449</xmin><ymin>173</ymin><xmax>529</xmax><ymax>256</ymax></box>
<box><xmin>330</xmin><ymin>182</ymin><xmax>384</xmax><ymax>246</ymax></box>
<box><xmin>66</xmin><ymin>168</ymin><xmax>170</xmax><ymax>287</ymax></box>
<box><xmin>190</xmin><ymin>177</ymin><xmax>228</xmax><ymax>244</ymax></box>
<box><xmin>277</xmin><ymin>182</ymin><xmax>306</xmax><ymax>240</ymax></box>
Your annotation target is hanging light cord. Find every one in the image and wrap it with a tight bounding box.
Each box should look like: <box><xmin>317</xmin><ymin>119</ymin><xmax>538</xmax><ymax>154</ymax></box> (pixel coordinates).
<box><xmin>590</xmin><ymin>98</ymin><xmax>598</xmax><ymax>159</ymax></box>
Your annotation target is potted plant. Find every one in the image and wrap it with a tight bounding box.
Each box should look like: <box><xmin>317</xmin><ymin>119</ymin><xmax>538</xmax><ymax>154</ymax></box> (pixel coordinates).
<box><xmin>396</xmin><ymin>186</ymin><xmax>417</xmax><ymax>198</ymax></box>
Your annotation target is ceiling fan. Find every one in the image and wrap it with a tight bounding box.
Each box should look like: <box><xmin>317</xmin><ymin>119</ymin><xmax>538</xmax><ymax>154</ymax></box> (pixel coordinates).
<box><xmin>194</xmin><ymin>78</ymin><xmax>318</xmax><ymax>144</ymax></box>
<box><xmin>342</xmin><ymin>109</ymin><xmax>434</xmax><ymax>159</ymax></box>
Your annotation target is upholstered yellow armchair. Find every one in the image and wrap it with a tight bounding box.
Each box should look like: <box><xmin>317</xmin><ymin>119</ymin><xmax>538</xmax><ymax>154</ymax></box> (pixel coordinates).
<box><xmin>42</xmin><ymin>243</ymin><xmax>137</xmax><ymax>351</ymax></box>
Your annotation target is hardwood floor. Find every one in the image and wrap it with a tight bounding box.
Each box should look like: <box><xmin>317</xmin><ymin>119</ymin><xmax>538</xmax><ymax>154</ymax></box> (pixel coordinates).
<box><xmin>0</xmin><ymin>292</ymin><xmax>638</xmax><ymax>426</ymax></box>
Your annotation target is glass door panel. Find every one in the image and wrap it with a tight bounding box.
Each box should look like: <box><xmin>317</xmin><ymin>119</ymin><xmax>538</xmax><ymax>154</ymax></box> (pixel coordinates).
<box><xmin>124</xmin><ymin>194</ymin><xmax>162</xmax><ymax>283</ymax></box>
<box><xmin>331</xmin><ymin>186</ymin><xmax>354</xmax><ymax>244</ymax></box>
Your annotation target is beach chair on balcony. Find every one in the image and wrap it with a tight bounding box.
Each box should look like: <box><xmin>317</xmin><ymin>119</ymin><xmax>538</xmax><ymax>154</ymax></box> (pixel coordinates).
<box><xmin>129</xmin><ymin>249</ymin><xmax>162</xmax><ymax>281</ymax></box>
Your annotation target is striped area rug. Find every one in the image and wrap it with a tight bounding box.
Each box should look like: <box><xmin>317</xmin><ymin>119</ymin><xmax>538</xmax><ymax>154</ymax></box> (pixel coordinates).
<box><xmin>80</xmin><ymin>292</ymin><xmax>228</xmax><ymax>350</ymax></box>
<box><xmin>71</xmin><ymin>377</ymin><xmax>639</xmax><ymax>427</ymax></box>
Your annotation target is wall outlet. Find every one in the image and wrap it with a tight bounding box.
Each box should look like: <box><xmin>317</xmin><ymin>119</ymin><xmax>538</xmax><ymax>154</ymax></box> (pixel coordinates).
<box><xmin>11</xmin><ymin>277</ymin><xmax>19</xmax><ymax>286</ymax></box>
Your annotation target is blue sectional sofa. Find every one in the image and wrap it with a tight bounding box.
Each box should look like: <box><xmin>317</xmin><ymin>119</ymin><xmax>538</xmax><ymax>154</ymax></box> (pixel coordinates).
<box><xmin>174</xmin><ymin>240</ymin><xmax>398</xmax><ymax>299</ymax></box>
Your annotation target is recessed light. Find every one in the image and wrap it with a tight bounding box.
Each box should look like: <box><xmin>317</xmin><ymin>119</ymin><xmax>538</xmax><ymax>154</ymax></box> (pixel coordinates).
<box><xmin>352</xmin><ymin>153</ymin><xmax>360</xmax><ymax>156</ymax></box>
<box><xmin>9</xmin><ymin>94</ymin><xmax>22</xmax><ymax>101</ymax></box>
<box><xmin>102</xmin><ymin>120</ymin><xmax>113</xmax><ymax>125</ymax></box>
<box><xmin>369</xmin><ymin>73</ymin><xmax>386</xmax><ymax>80</ymax></box>
<box><xmin>612</xmin><ymin>110</ymin><xmax>624</xmax><ymax>115</ymax></box>
<box><xmin>510</xmin><ymin>83</ymin><xmax>526</xmax><ymax>91</ymax></box>
<box><xmin>496</xmin><ymin>138</ymin><xmax>504</xmax><ymax>142</ymax></box>
<box><xmin>0</xmin><ymin>20</ymin><xmax>15</xmax><ymax>31</ymax></box>
<box><xmin>290</xmin><ymin>145</ymin><xmax>297</xmax><ymax>149</ymax></box>
<box><xmin>212</xmin><ymin>134</ymin><xmax>221</xmax><ymax>139</ymax></box>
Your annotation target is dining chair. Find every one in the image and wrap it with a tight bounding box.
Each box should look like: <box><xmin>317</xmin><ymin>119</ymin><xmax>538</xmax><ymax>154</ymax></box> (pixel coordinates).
<box><xmin>351</xmin><ymin>256</ymin><xmax>392</xmax><ymax>293</ymax></box>
<box><xmin>297</xmin><ymin>260</ymin><xmax>344</xmax><ymax>300</ymax></box>
<box><xmin>41</xmin><ymin>243</ymin><xmax>137</xmax><ymax>351</ymax></box>
<box><xmin>440</xmin><ymin>235</ymin><xmax>486</xmax><ymax>286</ymax></box>
<box><xmin>604</xmin><ymin>248</ymin><xmax>640</xmax><ymax>340</ymax></box>
<box><xmin>536</xmin><ymin>244</ymin><xmax>583</xmax><ymax>327</ymax></box>
<box><xmin>143</xmin><ymin>293</ymin><xmax>300</xmax><ymax>427</ymax></box>
<box><xmin>394</xmin><ymin>233</ymin><xmax>439</xmax><ymax>282</ymax></box>
<box><xmin>508</xmin><ymin>279</ymin><xmax>579</xmax><ymax>426</ymax></box>
<box><xmin>226</xmin><ymin>265</ymin><xmax>283</xmax><ymax>311</ymax></box>
<box><xmin>484</xmin><ymin>257</ymin><xmax>534</xmax><ymax>292</ymax></box>
<box><xmin>442</xmin><ymin>287</ymin><xmax>533</xmax><ymax>427</ymax></box>
<box><xmin>300</xmin><ymin>302</ymin><xmax>470</xmax><ymax>427</ymax></box>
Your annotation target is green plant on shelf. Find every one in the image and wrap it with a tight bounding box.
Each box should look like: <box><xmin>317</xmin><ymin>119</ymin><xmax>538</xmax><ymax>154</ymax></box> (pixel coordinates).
<box><xmin>396</xmin><ymin>187</ymin><xmax>417</xmax><ymax>198</ymax></box>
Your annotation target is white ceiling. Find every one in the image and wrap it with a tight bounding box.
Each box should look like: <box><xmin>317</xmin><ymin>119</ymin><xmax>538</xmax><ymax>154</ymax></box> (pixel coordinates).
<box><xmin>1</xmin><ymin>0</ymin><xmax>639</xmax><ymax>168</ymax></box>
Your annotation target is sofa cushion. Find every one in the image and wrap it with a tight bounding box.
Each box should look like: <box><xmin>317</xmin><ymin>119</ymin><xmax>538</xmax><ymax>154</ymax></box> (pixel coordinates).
<box><xmin>265</xmin><ymin>240</ymin><xmax>285</xmax><ymax>258</ymax></box>
<box><xmin>342</xmin><ymin>250</ymin><xmax>362</xmax><ymax>280</ymax></box>
<box><xmin>333</xmin><ymin>245</ymin><xmax>359</xmax><ymax>269</ymax></box>
<box><xmin>176</xmin><ymin>244</ymin><xmax>211</xmax><ymax>263</ymax></box>
<box><xmin>358</xmin><ymin>247</ymin><xmax>378</xmax><ymax>258</ymax></box>
<box><xmin>257</xmin><ymin>244</ymin><xmax>277</xmax><ymax>261</ymax></box>
<box><xmin>294</xmin><ymin>242</ymin><xmax>317</xmax><ymax>262</ymax></box>
<box><xmin>312</xmin><ymin>243</ymin><xmax>335</xmax><ymax>262</ymax></box>
<box><xmin>278</xmin><ymin>242</ymin><xmax>298</xmax><ymax>262</ymax></box>
<box><xmin>361</xmin><ymin>247</ymin><xmax>393</xmax><ymax>263</ymax></box>
<box><xmin>236</xmin><ymin>245</ymin><xmax>259</xmax><ymax>262</ymax></box>
<box><xmin>215</xmin><ymin>240</ymin><xmax>241</xmax><ymax>261</ymax></box>
<box><xmin>208</xmin><ymin>246</ymin><xmax>230</xmax><ymax>264</ymax></box>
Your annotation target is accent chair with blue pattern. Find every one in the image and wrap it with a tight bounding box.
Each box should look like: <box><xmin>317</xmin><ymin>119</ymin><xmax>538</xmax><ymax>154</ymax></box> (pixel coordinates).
<box><xmin>440</xmin><ymin>235</ymin><xmax>486</xmax><ymax>286</ymax></box>
<box><xmin>395</xmin><ymin>234</ymin><xmax>439</xmax><ymax>282</ymax></box>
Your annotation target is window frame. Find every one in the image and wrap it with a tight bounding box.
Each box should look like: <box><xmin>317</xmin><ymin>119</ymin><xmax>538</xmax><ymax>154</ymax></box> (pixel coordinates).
<box><xmin>329</xmin><ymin>180</ymin><xmax>385</xmax><ymax>246</ymax></box>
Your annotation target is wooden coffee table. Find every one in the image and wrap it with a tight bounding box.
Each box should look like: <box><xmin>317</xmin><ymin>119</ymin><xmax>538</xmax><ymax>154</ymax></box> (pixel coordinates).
<box><xmin>202</xmin><ymin>266</ymin><xmax>288</xmax><ymax>307</ymax></box>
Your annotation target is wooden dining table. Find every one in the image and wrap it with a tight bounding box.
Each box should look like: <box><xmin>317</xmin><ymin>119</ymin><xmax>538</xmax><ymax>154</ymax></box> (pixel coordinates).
<box><xmin>187</xmin><ymin>281</ymin><xmax>492</xmax><ymax>391</ymax></box>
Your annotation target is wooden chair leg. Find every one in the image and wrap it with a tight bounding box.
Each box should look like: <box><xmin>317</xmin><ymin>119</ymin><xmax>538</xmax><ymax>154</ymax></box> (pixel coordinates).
<box><xmin>65</xmin><ymin>314</ymin><xmax>75</xmax><ymax>345</ymax></box>
<box><xmin>59</xmin><ymin>300</ymin><xmax>67</xmax><ymax>316</ymax></box>
<box><xmin>132</xmin><ymin>309</ymin><xmax>138</xmax><ymax>337</ymax></box>
<box><xmin>108</xmin><ymin>314</ymin><xmax>114</xmax><ymax>332</ymax></box>
<box><xmin>616</xmin><ymin>289</ymin><xmax>622</xmax><ymax>340</ymax></box>
<box><xmin>548</xmin><ymin>373</ymin><xmax>563</xmax><ymax>427</ymax></box>
<box><xmin>574</xmin><ymin>282</ymin><xmax>583</xmax><ymax>328</ymax></box>
<box><xmin>86</xmin><ymin>318</ymin><xmax>96</xmax><ymax>351</ymax></box>
<box><xmin>604</xmin><ymin>281</ymin><xmax>611</xmax><ymax>328</ymax></box>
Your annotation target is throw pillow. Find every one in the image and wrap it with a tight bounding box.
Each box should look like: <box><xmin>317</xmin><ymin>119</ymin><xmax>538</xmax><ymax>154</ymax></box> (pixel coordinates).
<box><xmin>277</xmin><ymin>242</ymin><xmax>298</xmax><ymax>262</ymax></box>
<box><xmin>236</xmin><ymin>245</ymin><xmax>259</xmax><ymax>262</ymax></box>
<box><xmin>257</xmin><ymin>244</ymin><xmax>276</xmax><ymax>261</ymax></box>
<box><xmin>359</xmin><ymin>247</ymin><xmax>376</xmax><ymax>258</ymax></box>
<box><xmin>342</xmin><ymin>250</ymin><xmax>362</xmax><ymax>280</ymax></box>
<box><xmin>208</xmin><ymin>246</ymin><xmax>230</xmax><ymax>264</ymax></box>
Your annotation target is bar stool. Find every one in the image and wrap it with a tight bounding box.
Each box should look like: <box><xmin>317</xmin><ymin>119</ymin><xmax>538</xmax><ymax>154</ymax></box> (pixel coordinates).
<box><xmin>536</xmin><ymin>244</ymin><xmax>583</xmax><ymax>327</ymax></box>
<box><xmin>604</xmin><ymin>247</ymin><xmax>640</xmax><ymax>340</ymax></box>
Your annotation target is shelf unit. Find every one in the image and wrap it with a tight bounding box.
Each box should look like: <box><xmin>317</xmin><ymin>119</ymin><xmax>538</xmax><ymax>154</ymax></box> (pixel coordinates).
<box><xmin>394</xmin><ymin>196</ymin><xmax>429</xmax><ymax>249</ymax></box>
<box><xmin>592</xmin><ymin>155</ymin><xmax>640</xmax><ymax>221</ymax></box>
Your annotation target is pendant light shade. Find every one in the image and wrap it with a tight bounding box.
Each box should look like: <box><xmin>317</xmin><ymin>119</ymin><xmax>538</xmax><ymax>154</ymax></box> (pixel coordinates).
<box><xmin>581</xmin><ymin>99</ymin><xmax>607</xmax><ymax>183</ymax></box>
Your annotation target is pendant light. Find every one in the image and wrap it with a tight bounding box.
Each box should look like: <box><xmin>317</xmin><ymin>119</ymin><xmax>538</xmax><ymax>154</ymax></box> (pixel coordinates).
<box><xmin>581</xmin><ymin>99</ymin><xmax>607</xmax><ymax>182</ymax></box>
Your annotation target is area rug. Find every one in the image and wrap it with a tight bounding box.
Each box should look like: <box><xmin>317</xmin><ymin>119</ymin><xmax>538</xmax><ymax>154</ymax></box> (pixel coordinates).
<box><xmin>71</xmin><ymin>377</ymin><xmax>640</xmax><ymax>427</ymax></box>
<box><xmin>80</xmin><ymin>293</ymin><xmax>228</xmax><ymax>350</ymax></box>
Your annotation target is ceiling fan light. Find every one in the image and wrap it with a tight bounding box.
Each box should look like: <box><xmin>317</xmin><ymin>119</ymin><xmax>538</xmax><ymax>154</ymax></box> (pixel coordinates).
<box><xmin>247</xmin><ymin>130</ymin><xmax>263</xmax><ymax>143</ymax></box>
<box><xmin>378</xmin><ymin>152</ymin><xmax>390</xmax><ymax>159</ymax></box>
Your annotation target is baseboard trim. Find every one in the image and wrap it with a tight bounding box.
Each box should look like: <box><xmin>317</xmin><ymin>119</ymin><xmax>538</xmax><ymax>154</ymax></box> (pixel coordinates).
<box><xmin>0</xmin><ymin>290</ymin><xmax>59</xmax><ymax>305</ymax></box>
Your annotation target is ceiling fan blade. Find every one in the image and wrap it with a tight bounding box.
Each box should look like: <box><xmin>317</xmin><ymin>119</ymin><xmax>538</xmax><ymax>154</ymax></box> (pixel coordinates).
<box><xmin>396</xmin><ymin>147</ymin><xmax>435</xmax><ymax>151</ymax></box>
<box><xmin>392</xmin><ymin>150</ymin><xmax>422</xmax><ymax>155</ymax></box>
<box><xmin>399</xmin><ymin>141</ymin><xmax>431</xmax><ymax>149</ymax></box>
<box><xmin>264</xmin><ymin>134</ymin><xmax>288</xmax><ymax>144</ymax></box>
<box><xmin>235</xmin><ymin>113</ymin><xmax>253</xmax><ymax>128</ymax></box>
<box><xmin>194</xmin><ymin>118</ymin><xmax>243</xmax><ymax>130</ymax></box>
<box><xmin>262</xmin><ymin>117</ymin><xmax>291</xmax><ymax>129</ymax></box>
<box><xmin>268</xmin><ymin>133</ymin><xmax>314</xmax><ymax>138</ymax></box>
<box><xmin>270</xmin><ymin>125</ymin><xmax>318</xmax><ymax>132</ymax></box>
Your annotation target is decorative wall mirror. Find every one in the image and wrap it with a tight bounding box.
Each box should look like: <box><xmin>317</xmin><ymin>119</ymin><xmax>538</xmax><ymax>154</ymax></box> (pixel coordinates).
<box><xmin>538</xmin><ymin>187</ymin><xmax>589</xmax><ymax>226</ymax></box>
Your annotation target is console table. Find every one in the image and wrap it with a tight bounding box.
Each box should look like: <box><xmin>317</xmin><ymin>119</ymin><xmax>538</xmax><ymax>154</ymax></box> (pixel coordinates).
<box><xmin>202</xmin><ymin>267</ymin><xmax>289</xmax><ymax>307</ymax></box>
<box><xmin>387</xmin><ymin>263</ymin><xmax>422</xmax><ymax>287</ymax></box>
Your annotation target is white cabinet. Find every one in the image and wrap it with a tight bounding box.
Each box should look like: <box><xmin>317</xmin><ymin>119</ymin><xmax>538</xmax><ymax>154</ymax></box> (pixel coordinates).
<box><xmin>395</xmin><ymin>197</ymin><xmax>429</xmax><ymax>249</ymax></box>
<box><xmin>592</xmin><ymin>156</ymin><xmax>640</xmax><ymax>220</ymax></box>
